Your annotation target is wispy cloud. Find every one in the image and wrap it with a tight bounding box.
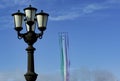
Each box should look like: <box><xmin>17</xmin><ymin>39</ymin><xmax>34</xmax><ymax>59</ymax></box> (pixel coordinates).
<box><xmin>0</xmin><ymin>71</ymin><xmax>24</xmax><ymax>81</ymax></box>
<box><xmin>0</xmin><ymin>0</ymin><xmax>30</xmax><ymax>9</ymax></box>
<box><xmin>0</xmin><ymin>68</ymin><xmax>118</xmax><ymax>81</ymax></box>
<box><xmin>50</xmin><ymin>11</ymin><xmax>81</xmax><ymax>21</ymax></box>
<box><xmin>50</xmin><ymin>0</ymin><xmax>120</xmax><ymax>21</ymax></box>
<box><xmin>82</xmin><ymin>4</ymin><xmax>108</xmax><ymax>14</ymax></box>
<box><xmin>0</xmin><ymin>0</ymin><xmax>120</xmax><ymax>22</ymax></box>
<box><xmin>49</xmin><ymin>3</ymin><xmax>108</xmax><ymax>21</ymax></box>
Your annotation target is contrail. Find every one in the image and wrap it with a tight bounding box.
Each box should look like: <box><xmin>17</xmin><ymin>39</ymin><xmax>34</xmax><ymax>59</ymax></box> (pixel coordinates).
<box><xmin>59</xmin><ymin>32</ymin><xmax>70</xmax><ymax>81</ymax></box>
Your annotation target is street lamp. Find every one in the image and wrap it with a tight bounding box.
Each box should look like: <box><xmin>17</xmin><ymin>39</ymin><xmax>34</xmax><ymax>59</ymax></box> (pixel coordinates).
<box><xmin>12</xmin><ymin>5</ymin><xmax>49</xmax><ymax>81</ymax></box>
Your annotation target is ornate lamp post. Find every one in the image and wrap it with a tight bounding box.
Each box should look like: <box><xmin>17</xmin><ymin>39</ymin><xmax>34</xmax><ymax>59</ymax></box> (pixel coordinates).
<box><xmin>12</xmin><ymin>5</ymin><xmax>49</xmax><ymax>81</ymax></box>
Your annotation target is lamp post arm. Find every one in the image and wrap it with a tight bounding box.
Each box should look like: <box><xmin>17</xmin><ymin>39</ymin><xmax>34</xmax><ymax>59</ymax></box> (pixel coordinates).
<box><xmin>17</xmin><ymin>31</ymin><xmax>24</xmax><ymax>39</ymax></box>
<box><xmin>37</xmin><ymin>31</ymin><xmax>44</xmax><ymax>39</ymax></box>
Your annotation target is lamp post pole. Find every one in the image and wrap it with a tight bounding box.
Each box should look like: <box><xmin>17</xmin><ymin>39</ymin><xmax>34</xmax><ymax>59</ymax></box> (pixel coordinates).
<box><xmin>12</xmin><ymin>5</ymin><xmax>49</xmax><ymax>81</ymax></box>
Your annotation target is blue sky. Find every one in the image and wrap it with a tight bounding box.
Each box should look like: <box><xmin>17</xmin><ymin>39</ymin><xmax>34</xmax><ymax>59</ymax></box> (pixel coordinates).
<box><xmin>0</xmin><ymin>0</ymin><xmax>120</xmax><ymax>81</ymax></box>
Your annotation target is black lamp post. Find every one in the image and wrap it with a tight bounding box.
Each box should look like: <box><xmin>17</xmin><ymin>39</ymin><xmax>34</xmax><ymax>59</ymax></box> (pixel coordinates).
<box><xmin>12</xmin><ymin>5</ymin><xmax>49</xmax><ymax>81</ymax></box>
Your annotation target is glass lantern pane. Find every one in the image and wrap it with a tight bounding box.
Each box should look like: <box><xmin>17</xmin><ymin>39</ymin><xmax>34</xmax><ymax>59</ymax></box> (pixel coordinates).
<box><xmin>36</xmin><ymin>15</ymin><xmax>48</xmax><ymax>28</ymax></box>
<box><xmin>43</xmin><ymin>15</ymin><xmax>48</xmax><ymax>27</ymax></box>
<box><xmin>25</xmin><ymin>9</ymin><xmax>36</xmax><ymax>21</ymax></box>
<box><xmin>31</xmin><ymin>10</ymin><xmax>36</xmax><ymax>21</ymax></box>
<box><xmin>14</xmin><ymin>15</ymin><xmax>23</xmax><ymax>28</ymax></box>
<box><xmin>36</xmin><ymin>15</ymin><xmax>42</xmax><ymax>27</ymax></box>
